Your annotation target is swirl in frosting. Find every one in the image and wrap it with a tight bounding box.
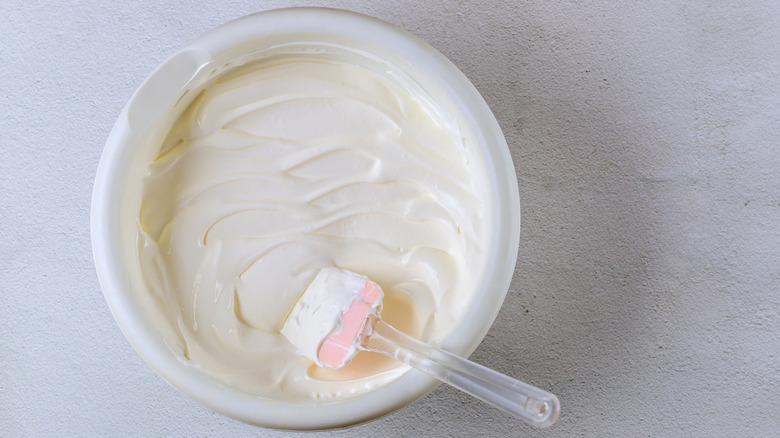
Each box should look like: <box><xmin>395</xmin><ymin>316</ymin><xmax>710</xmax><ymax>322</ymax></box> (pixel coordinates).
<box><xmin>136</xmin><ymin>45</ymin><xmax>486</xmax><ymax>402</ymax></box>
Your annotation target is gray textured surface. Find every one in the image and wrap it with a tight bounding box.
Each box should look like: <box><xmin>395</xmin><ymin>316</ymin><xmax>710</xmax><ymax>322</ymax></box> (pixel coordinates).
<box><xmin>1</xmin><ymin>1</ymin><xmax>778</xmax><ymax>436</ymax></box>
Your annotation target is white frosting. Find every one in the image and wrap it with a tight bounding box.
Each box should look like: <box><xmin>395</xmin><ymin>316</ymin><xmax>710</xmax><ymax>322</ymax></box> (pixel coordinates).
<box><xmin>133</xmin><ymin>43</ymin><xmax>486</xmax><ymax>402</ymax></box>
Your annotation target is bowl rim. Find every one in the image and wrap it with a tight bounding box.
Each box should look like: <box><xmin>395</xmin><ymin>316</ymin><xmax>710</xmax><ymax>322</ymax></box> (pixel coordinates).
<box><xmin>91</xmin><ymin>7</ymin><xmax>520</xmax><ymax>430</ymax></box>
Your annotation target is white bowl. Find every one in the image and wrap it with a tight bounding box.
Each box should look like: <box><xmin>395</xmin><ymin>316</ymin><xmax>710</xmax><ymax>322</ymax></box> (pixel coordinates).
<box><xmin>91</xmin><ymin>7</ymin><xmax>520</xmax><ymax>430</ymax></box>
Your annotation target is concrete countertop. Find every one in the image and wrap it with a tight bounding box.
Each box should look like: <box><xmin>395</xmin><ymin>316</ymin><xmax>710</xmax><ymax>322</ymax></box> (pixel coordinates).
<box><xmin>1</xmin><ymin>1</ymin><xmax>778</xmax><ymax>436</ymax></box>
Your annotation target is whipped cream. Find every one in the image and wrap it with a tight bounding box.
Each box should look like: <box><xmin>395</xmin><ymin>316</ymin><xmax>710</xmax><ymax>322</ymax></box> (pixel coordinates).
<box><xmin>133</xmin><ymin>43</ymin><xmax>486</xmax><ymax>402</ymax></box>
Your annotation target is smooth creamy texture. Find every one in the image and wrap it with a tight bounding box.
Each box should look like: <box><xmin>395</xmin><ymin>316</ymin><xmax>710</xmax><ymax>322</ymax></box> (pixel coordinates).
<box><xmin>136</xmin><ymin>45</ymin><xmax>485</xmax><ymax>402</ymax></box>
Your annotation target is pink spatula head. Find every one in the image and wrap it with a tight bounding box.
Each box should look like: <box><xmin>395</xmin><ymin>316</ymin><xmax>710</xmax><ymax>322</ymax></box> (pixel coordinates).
<box><xmin>281</xmin><ymin>267</ymin><xmax>382</xmax><ymax>368</ymax></box>
<box><xmin>281</xmin><ymin>267</ymin><xmax>561</xmax><ymax>429</ymax></box>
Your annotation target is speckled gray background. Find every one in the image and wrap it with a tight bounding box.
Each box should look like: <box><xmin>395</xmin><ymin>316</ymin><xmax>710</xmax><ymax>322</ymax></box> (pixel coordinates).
<box><xmin>1</xmin><ymin>1</ymin><xmax>778</xmax><ymax>436</ymax></box>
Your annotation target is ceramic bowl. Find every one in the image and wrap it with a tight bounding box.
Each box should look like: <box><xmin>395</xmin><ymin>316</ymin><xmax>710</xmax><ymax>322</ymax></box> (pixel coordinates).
<box><xmin>91</xmin><ymin>7</ymin><xmax>520</xmax><ymax>429</ymax></box>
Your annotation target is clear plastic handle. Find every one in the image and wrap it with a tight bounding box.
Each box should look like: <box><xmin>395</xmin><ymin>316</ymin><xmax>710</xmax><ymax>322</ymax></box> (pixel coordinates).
<box><xmin>360</xmin><ymin>315</ymin><xmax>560</xmax><ymax>428</ymax></box>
